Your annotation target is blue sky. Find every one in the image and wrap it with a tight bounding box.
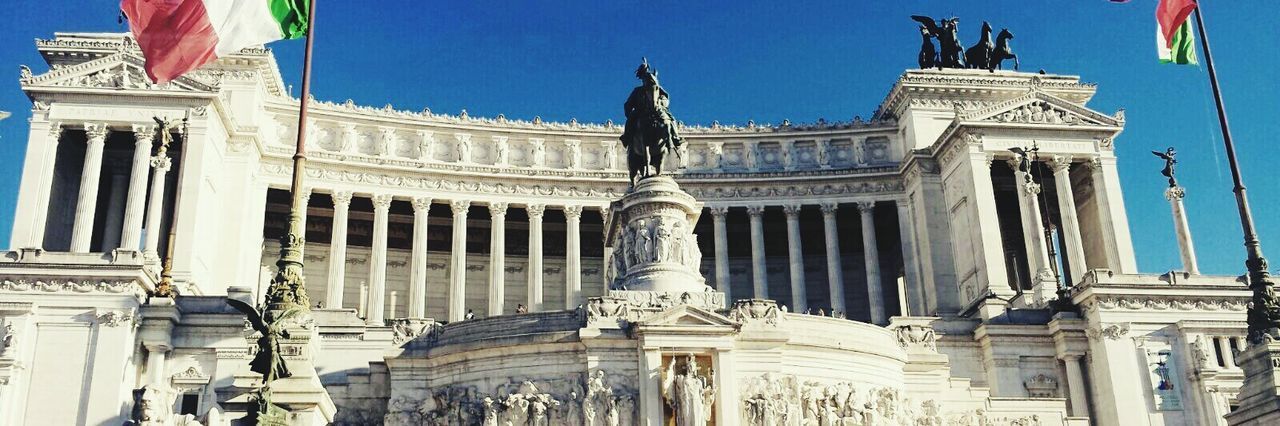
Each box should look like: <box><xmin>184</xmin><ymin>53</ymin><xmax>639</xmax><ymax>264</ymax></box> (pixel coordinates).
<box><xmin>1</xmin><ymin>1</ymin><xmax>1277</xmax><ymax>276</ymax></box>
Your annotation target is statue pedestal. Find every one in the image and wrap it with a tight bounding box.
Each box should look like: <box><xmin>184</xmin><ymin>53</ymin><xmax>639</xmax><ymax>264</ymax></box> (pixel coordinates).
<box><xmin>606</xmin><ymin>176</ymin><xmax>708</xmax><ymax>293</ymax></box>
<box><xmin>1226</xmin><ymin>339</ymin><xmax>1280</xmax><ymax>425</ymax></box>
<box><xmin>217</xmin><ymin>322</ymin><xmax>335</xmax><ymax>426</ymax></box>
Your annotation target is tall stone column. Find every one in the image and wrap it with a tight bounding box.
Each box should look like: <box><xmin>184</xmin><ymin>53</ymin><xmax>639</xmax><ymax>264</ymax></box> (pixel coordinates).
<box><xmin>783</xmin><ymin>204</ymin><xmax>808</xmax><ymax>312</ymax></box>
<box><xmin>895</xmin><ymin>199</ymin><xmax>924</xmax><ymax>316</ymax></box>
<box><xmin>142</xmin><ymin>144</ymin><xmax>172</xmax><ymax>261</ymax></box>
<box><xmin>119</xmin><ymin>124</ymin><xmax>155</xmax><ymax>251</ymax></box>
<box><xmin>1009</xmin><ymin>160</ymin><xmax>1056</xmax><ymax>305</ymax></box>
<box><xmin>488</xmin><ymin>202</ymin><xmax>508</xmax><ymax>315</ymax></box>
<box><xmin>747</xmin><ymin>205</ymin><xmax>768</xmax><ymax>299</ymax></box>
<box><xmin>821</xmin><ymin>203</ymin><xmax>846</xmax><ymax>313</ymax></box>
<box><xmin>366</xmin><ymin>194</ymin><xmax>392</xmax><ymax>325</ymax></box>
<box><xmin>408</xmin><ymin>196</ymin><xmax>432</xmax><ymax>318</ymax></box>
<box><xmin>1165</xmin><ymin>186</ymin><xmax>1199</xmax><ymax>274</ymax></box>
<box><xmin>564</xmin><ymin>205</ymin><xmax>583</xmax><ymax>309</ymax></box>
<box><xmin>100</xmin><ymin>169</ymin><xmax>129</xmax><ymax>251</ymax></box>
<box><xmin>1088</xmin><ymin>156</ymin><xmax>1139</xmax><ymax>273</ymax></box>
<box><xmin>527</xmin><ymin>204</ymin><xmax>545</xmax><ymax>311</ymax></box>
<box><xmin>70</xmin><ymin>123</ymin><xmax>109</xmax><ymax>252</ymax></box>
<box><xmin>15</xmin><ymin>121</ymin><xmax>62</xmax><ymax>249</ymax></box>
<box><xmin>298</xmin><ymin>188</ymin><xmax>313</xmax><ymax>246</ymax></box>
<box><xmin>858</xmin><ymin>201</ymin><xmax>885</xmax><ymax>323</ymax></box>
<box><xmin>969</xmin><ymin>151</ymin><xmax>1015</xmax><ymax>303</ymax></box>
<box><xmin>326</xmin><ymin>191</ymin><xmax>354</xmax><ymax>310</ymax></box>
<box><xmin>449</xmin><ymin>200</ymin><xmax>471</xmax><ymax>321</ymax></box>
<box><xmin>709</xmin><ymin>206</ymin><xmax>731</xmax><ymax>302</ymax></box>
<box><xmin>1049</xmin><ymin>156</ymin><xmax>1088</xmax><ymax>284</ymax></box>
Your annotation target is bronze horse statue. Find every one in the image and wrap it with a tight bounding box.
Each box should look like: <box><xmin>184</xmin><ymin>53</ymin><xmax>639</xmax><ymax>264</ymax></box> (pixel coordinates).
<box><xmin>917</xmin><ymin>26</ymin><xmax>937</xmax><ymax>69</ymax></box>
<box><xmin>990</xmin><ymin>28</ymin><xmax>1019</xmax><ymax>72</ymax></box>
<box><xmin>965</xmin><ymin>21</ymin><xmax>993</xmax><ymax>70</ymax></box>
<box><xmin>621</xmin><ymin>59</ymin><xmax>684</xmax><ymax>185</ymax></box>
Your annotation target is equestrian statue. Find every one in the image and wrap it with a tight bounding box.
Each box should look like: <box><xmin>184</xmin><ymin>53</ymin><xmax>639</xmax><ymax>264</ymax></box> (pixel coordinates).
<box><xmin>621</xmin><ymin>58</ymin><xmax>685</xmax><ymax>186</ymax></box>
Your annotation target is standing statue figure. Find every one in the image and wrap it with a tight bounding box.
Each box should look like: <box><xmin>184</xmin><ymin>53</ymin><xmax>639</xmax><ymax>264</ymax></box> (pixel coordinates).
<box><xmin>621</xmin><ymin>58</ymin><xmax>684</xmax><ymax>186</ymax></box>
<box><xmin>965</xmin><ymin>21</ymin><xmax>994</xmax><ymax>70</ymax></box>
<box><xmin>990</xmin><ymin>28</ymin><xmax>1019</xmax><ymax>71</ymax></box>
<box><xmin>1151</xmin><ymin>147</ymin><xmax>1179</xmax><ymax>187</ymax></box>
<box><xmin>227</xmin><ymin>298</ymin><xmax>295</xmax><ymax>384</ymax></box>
<box><xmin>913</xmin><ymin>16</ymin><xmax>965</xmax><ymax>68</ymax></box>
<box><xmin>662</xmin><ymin>355</ymin><xmax>717</xmax><ymax>426</ymax></box>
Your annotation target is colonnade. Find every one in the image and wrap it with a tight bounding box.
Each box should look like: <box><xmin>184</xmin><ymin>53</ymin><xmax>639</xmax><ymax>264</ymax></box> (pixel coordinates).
<box><xmin>22</xmin><ymin>123</ymin><xmax>174</xmax><ymax>258</ymax></box>
<box><xmin>708</xmin><ymin>200</ymin><xmax>913</xmax><ymax>324</ymax></box>
<box><xmin>316</xmin><ymin>194</ymin><xmax>590</xmax><ymax>324</ymax></box>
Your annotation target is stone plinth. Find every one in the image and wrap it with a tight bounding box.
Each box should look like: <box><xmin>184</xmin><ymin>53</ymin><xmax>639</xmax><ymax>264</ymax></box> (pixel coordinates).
<box><xmin>606</xmin><ymin>176</ymin><xmax>709</xmax><ymax>294</ymax></box>
<box><xmin>1226</xmin><ymin>339</ymin><xmax>1280</xmax><ymax>425</ymax></box>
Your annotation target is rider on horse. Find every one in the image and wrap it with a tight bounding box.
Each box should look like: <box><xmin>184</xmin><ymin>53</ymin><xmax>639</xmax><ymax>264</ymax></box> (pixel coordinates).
<box><xmin>621</xmin><ymin>59</ymin><xmax>684</xmax><ymax>185</ymax></box>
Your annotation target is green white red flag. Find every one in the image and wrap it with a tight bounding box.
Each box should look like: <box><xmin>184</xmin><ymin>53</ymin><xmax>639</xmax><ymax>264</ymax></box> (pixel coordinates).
<box><xmin>121</xmin><ymin>0</ymin><xmax>309</xmax><ymax>83</ymax></box>
<box><xmin>1156</xmin><ymin>0</ymin><xmax>1198</xmax><ymax>65</ymax></box>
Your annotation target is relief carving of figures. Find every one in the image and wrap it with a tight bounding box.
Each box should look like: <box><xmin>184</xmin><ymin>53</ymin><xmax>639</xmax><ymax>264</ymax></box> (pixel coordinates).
<box><xmin>636</xmin><ymin>220</ymin><xmax>654</xmax><ymax>265</ymax></box>
<box><xmin>566</xmin><ymin>140</ymin><xmax>582</xmax><ymax>169</ymax></box>
<box><xmin>1189</xmin><ymin>335</ymin><xmax>1210</xmax><ymax>370</ymax></box>
<box><xmin>378</xmin><ymin>127</ymin><xmax>396</xmax><ymax>157</ymax></box>
<box><xmin>603</xmin><ymin>141</ymin><xmax>620</xmax><ymax>170</ymax></box>
<box><xmin>893</xmin><ymin>324</ymin><xmax>938</xmax><ymax>352</ymax></box>
<box><xmin>584</xmin><ymin>370</ymin><xmax>615</xmax><ymax>426</ymax></box>
<box><xmin>1</xmin><ymin>323</ymin><xmax>16</xmax><ymax>357</ymax></box>
<box><xmin>655</xmin><ymin>217</ymin><xmax>673</xmax><ymax>263</ymax></box>
<box><xmin>853</xmin><ymin>139</ymin><xmax>866</xmax><ymax>165</ymax></box>
<box><xmin>816</xmin><ymin>139</ymin><xmax>831</xmax><ymax>167</ymax></box>
<box><xmin>530</xmin><ymin>138</ymin><xmax>546</xmax><ymax>167</ymax></box>
<box><xmin>729</xmin><ymin>299</ymin><xmax>782</xmax><ymax>326</ymax></box>
<box><xmin>340</xmin><ymin>124</ymin><xmax>358</xmax><ymax>154</ymax></box>
<box><xmin>455</xmin><ymin>134</ymin><xmax>473</xmax><ymax>163</ymax></box>
<box><xmin>126</xmin><ymin>385</ymin><xmax>202</xmax><ymax>426</ymax></box>
<box><xmin>417</xmin><ymin>131</ymin><xmax>435</xmax><ymax>161</ymax></box>
<box><xmin>662</xmin><ymin>355</ymin><xmax>716</xmax><ymax>426</ymax></box>
<box><xmin>744</xmin><ymin>142</ymin><xmax>760</xmax><ymax>170</ymax></box>
<box><xmin>493</xmin><ymin>137</ymin><xmax>510</xmax><ymax>166</ymax></box>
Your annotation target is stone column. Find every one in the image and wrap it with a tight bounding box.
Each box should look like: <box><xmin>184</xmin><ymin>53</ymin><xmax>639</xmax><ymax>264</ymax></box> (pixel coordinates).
<box><xmin>1049</xmin><ymin>156</ymin><xmax>1089</xmax><ymax>284</ymax></box>
<box><xmin>144</xmin><ymin>344</ymin><xmax>169</xmax><ymax>386</ymax></box>
<box><xmin>367</xmin><ymin>194</ymin><xmax>392</xmax><ymax>325</ymax></box>
<box><xmin>638</xmin><ymin>349</ymin><xmax>664</xmax><ymax>425</ymax></box>
<box><xmin>709</xmin><ymin>206</ymin><xmax>731</xmax><ymax>302</ymax></box>
<box><xmin>70</xmin><ymin>123</ymin><xmax>109</xmax><ymax>252</ymax></box>
<box><xmin>15</xmin><ymin>121</ymin><xmax>62</xmax><ymax>249</ymax></box>
<box><xmin>119</xmin><ymin>124</ymin><xmax>155</xmax><ymax>251</ymax></box>
<box><xmin>326</xmin><ymin>191</ymin><xmax>354</xmax><ymax>310</ymax></box>
<box><xmin>895</xmin><ymin>199</ymin><xmax>924</xmax><ymax>316</ymax></box>
<box><xmin>1165</xmin><ymin>186</ymin><xmax>1200</xmax><ymax>274</ymax></box>
<box><xmin>564</xmin><ymin>205</ymin><xmax>583</xmax><ymax>309</ymax></box>
<box><xmin>969</xmin><ymin>152</ymin><xmax>1015</xmax><ymax>302</ymax></box>
<box><xmin>298</xmin><ymin>188</ymin><xmax>313</xmax><ymax>243</ymax></box>
<box><xmin>1088</xmin><ymin>156</ymin><xmax>1139</xmax><ymax>273</ymax></box>
<box><xmin>783</xmin><ymin>204</ymin><xmax>807</xmax><ymax>312</ymax></box>
<box><xmin>408</xmin><ymin>197</ymin><xmax>432</xmax><ymax>318</ymax></box>
<box><xmin>747</xmin><ymin>205</ymin><xmax>768</xmax><ymax>299</ymax></box>
<box><xmin>858</xmin><ymin>201</ymin><xmax>885</xmax><ymax>323</ymax></box>
<box><xmin>1009</xmin><ymin>160</ymin><xmax>1056</xmax><ymax>305</ymax></box>
<box><xmin>142</xmin><ymin>145</ymin><xmax>172</xmax><ymax>260</ymax></box>
<box><xmin>527</xmin><ymin>204</ymin><xmax>545</xmax><ymax>311</ymax></box>
<box><xmin>1062</xmin><ymin>354</ymin><xmax>1090</xmax><ymax>417</ymax></box>
<box><xmin>713</xmin><ymin>349</ymin><xmax>740</xmax><ymax>423</ymax></box>
<box><xmin>821</xmin><ymin>203</ymin><xmax>847</xmax><ymax>314</ymax></box>
<box><xmin>100</xmin><ymin>169</ymin><xmax>129</xmax><ymax>251</ymax></box>
<box><xmin>449</xmin><ymin>200</ymin><xmax>470</xmax><ymax>321</ymax></box>
<box><xmin>488</xmin><ymin>202</ymin><xmax>508</xmax><ymax>315</ymax></box>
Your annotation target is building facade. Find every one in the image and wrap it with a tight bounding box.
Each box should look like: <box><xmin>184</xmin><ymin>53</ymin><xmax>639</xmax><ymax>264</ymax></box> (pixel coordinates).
<box><xmin>0</xmin><ymin>33</ymin><xmax>1256</xmax><ymax>425</ymax></box>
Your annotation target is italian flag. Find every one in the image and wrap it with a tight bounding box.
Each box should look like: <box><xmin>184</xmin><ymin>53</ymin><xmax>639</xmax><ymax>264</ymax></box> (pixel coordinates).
<box><xmin>1156</xmin><ymin>0</ymin><xmax>1198</xmax><ymax>65</ymax></box>
<box><xmin>121</xmin><ymin>0</ymin><xmax>309</xmax><ymax>83</ymax></box>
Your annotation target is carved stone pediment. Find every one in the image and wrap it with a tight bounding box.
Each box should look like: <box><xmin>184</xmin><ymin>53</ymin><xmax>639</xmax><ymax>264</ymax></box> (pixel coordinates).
<box><xmin>634</xmin><ymin>303</ymin><xmax>738</xmax><ymax>330</ymax></box>
<box><xmin>21</xmin><ymin>52</ymin><xmax>217</xmax><ymax>93</ymax></box>
<box><xmin>960</xmin><ymin>90</ymin><xmax>1122</xmax><ymax>127</ymax></box>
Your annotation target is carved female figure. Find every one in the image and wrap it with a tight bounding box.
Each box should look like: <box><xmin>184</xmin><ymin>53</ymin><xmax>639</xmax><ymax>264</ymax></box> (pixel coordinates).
<box><xmin>637</xmin><ymin>222</ymin><xmax>653</xmax><ymax>264</ymax></box>
<box><xmin>655</xmin><ymin>219</ymin><xmax>673</xmax><ymax>263</ymax></box>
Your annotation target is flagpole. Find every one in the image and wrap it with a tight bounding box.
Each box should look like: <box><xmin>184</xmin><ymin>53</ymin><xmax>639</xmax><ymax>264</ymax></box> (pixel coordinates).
<box><xmin>265</xmin><ymin>0</ymin><xmax>317</xmax><ymax>314</ymax></box>
<box><xmin>1191</xmin><ymin>4</ymin><xmax>1278</xmax><ymax>342</ymax></box>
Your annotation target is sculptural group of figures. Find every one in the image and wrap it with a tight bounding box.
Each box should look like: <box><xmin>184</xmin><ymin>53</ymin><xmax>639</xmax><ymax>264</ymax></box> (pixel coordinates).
<box><xmin>661</xmin><ymin>355</ymin><xmax>718</xmax><ymax>426</ymax></box>
<box><xmin>740</xmin><ymin>374</ymin><xmax>954</xmax><ymax>426</ymax></box>
<box><xmin>384</xmin><ymin>371</ymin><xmax>637</xmax><ymax>426</ymax></box>
<box><xmin>913</xmin><ymin>16</ymin><xmax>1018</xmax><ymax>72</ymax></box>
<box><xmin>609</xmin><ymin>215</ymin><xmax>703</xmax><ymax>286</ymax></box>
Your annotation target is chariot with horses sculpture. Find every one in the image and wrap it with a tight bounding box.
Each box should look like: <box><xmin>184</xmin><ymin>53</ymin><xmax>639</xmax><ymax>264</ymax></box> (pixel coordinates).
<box><xmin>913</xmin><ymin>15</ymin><xmax>1018</xmax><ymax>72</ymax></box>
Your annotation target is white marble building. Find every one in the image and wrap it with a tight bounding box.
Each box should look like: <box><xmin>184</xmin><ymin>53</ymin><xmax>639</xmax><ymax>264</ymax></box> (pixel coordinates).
<box><xmin>0</xmin><ymin>33</ymin><xmax>1256</xmax><ymax>425</ymax></box>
